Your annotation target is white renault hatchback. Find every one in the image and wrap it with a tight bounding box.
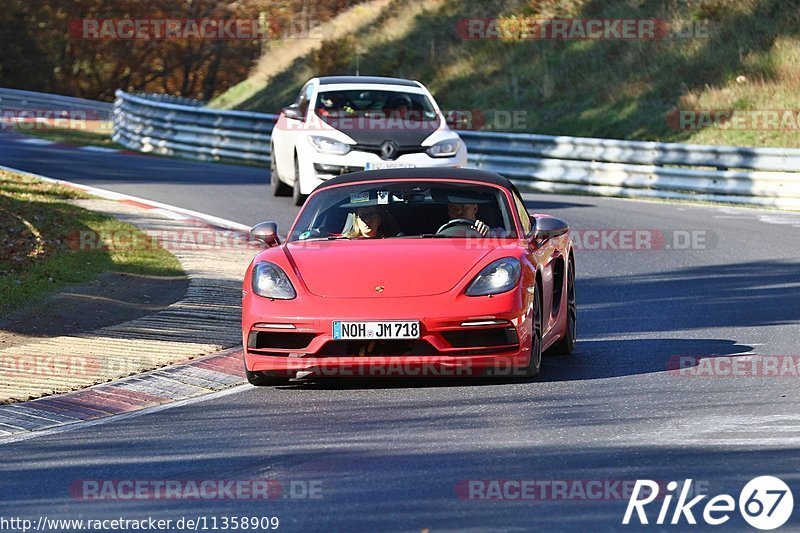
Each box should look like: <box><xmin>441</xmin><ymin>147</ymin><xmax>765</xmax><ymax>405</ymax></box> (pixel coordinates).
<box><xmin>270</xmin><ymin>76</ymin><xmax>468</xmax><ymax>205</ymax></box>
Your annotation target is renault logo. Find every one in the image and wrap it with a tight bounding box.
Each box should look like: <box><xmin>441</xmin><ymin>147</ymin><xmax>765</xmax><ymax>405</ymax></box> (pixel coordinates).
<box><xmin>375</xmin><ymin>285</ymin><xmax>385</xmax><ymax>292</ymax></box>
<box><xmin>379</xmin><ymin>140</ymin><xmax>399</xmax><ymax>160</ymax></box>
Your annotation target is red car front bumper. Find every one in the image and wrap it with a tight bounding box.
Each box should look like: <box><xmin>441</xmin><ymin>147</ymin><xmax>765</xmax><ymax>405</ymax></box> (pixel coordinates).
<box><xmin>242</xmin><ymin>288</ymin><xmax>535</xmax><ymax>379</ymax></box>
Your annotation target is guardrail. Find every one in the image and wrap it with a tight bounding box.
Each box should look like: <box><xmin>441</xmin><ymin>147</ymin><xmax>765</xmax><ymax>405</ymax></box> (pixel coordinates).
<box><xmin>0</xmin><ymin>88</ymin><xmax>113</xmax><ymax>120</ymax></box>
<box><xmin>113</xmin><ymin>90</ymin><xmax>276</xmax><ymax>164</ymax></box>
<box><xmin>111</xmin><ymin>89</ymin><xmax>800</xmax><ymax>210</ymax></box>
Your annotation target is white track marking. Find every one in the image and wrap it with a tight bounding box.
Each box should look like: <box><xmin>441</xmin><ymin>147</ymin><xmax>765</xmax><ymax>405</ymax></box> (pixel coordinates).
<box><xmin>78</xmin><ymin>145</ymin><xmax>120</xmax><ymax>153</ymax></box>
<box><xmin>15</xmin><ymin>138</ymin><xmax>54</xmax><ymax>145</ymax></box>
<box><xmin>0</xmin><ymin>164</ymin><xmax>249</xmax><ymax>231</ymax></box>
<box><xmin>151</xmin><ymin>208</ymin><xmax>189</xmax><ymax>220</ymax></box>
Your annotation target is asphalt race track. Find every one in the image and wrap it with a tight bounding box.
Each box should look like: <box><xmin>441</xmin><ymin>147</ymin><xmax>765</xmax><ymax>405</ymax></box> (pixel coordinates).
<box><xmin>2</xmin><ymin>130</ymin><xmax>800</xmax><ymax>531</ymax></box>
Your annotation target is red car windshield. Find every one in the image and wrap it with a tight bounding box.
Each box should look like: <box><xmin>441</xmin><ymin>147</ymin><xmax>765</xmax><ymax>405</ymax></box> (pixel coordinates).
<box><xmin>289</xmin><ymin>181</ymin><xmax>518</xmax><ymax>241</ymax></box>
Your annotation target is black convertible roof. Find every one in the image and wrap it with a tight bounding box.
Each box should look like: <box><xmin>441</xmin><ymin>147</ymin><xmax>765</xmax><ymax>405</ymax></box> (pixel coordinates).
<box><xmin>317</xmin><ymin>76</ymin><xmax>422</xmax><ymax>87</ymax></box>
<box><xmin>315</xmin><ymin>167</ymin><xmax>516</xmax><ymax>192</ymax></box>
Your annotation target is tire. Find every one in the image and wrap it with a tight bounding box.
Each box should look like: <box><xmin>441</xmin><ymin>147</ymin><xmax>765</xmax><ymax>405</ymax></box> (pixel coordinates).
<box><xmin>245</xmin><ymin>366</ymin><xmax>290</xmax><ymax>386</ymax></box>
<box><xmin>551</xmin><ymin>261</ymin><xmax>576</xmax><ymax>355</ymax></box>
<box><xmin>292</xmin><ymin>155</ymin><xmax>308</xmax><ymax>206</ymax></box>
<box><xmin>522</xmin><ymin>287</ymin><xmax>543</xmax><ymax>378</ymax></box>
<box><xmin>270</xmin><ymin>146</ymin><xmax>291</xmax><ymax>197</ymax></box>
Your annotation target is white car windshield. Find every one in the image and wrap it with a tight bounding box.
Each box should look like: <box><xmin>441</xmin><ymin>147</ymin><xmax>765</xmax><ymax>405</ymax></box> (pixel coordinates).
<box><xmin>289</xmin><ymin>181</ymin><xmax>518</xmax><ymax>241</ymax></box>
<box><xmin>315</xmin><ymin>90</ymin><xmax>438</xmax><ymax>123</ymax></box>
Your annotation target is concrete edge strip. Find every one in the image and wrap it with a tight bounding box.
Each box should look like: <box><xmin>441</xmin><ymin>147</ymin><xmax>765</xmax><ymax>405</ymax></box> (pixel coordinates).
<box><xmin>0</xmin><ymin>347</ymin><xmax>246</xmax><ymax>442</ymax></box>
<box><xmin>0</xmin><ymin>384</ymin><xmax>251</xmax><ymax>445</ymax></box>
<box><xmin>0</xmin><ymin>163</ymin><xmax>257</xmax><ymax>441</ymax></box>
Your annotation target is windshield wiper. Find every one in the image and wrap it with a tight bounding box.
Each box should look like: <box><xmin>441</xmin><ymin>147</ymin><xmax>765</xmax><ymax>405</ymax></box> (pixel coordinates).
<box><xmin>296</xmin><ymin>236</ymin><xmax>350</xmax><ymax>242</ymax></box>
<box><xmin>396</xmin><ymin>233</ymin><xmax>452</xmax><ymax>238</ymax></box>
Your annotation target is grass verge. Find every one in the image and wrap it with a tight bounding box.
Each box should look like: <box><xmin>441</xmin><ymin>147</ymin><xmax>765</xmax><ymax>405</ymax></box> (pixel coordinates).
<box><xmin>11</xmin><ymin>122</ymin><xmax>122</xmax><ymax>149</ymax></box>
<box><xmin>0</xmin><ymin>169</ymin><xmax>184</xmax><ymax>316</ymax></box>
<box><xmin>218</xmin><ymin>0</ymin><xmax>800</xmax><ymax>148</ymax></box>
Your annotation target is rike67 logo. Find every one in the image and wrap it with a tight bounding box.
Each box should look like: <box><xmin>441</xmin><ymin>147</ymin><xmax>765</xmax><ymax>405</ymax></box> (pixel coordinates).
<box><xmin>623</xmin><ymin>477</ymin><xmax>794</xmax><ymax>530</ymax></box>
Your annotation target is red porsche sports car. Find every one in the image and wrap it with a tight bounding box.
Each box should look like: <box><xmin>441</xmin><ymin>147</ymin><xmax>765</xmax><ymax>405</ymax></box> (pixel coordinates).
<box><xmin>242</xmin><ymin>168</ymin><xmax>575</xmax><ymax>384</ymax></box>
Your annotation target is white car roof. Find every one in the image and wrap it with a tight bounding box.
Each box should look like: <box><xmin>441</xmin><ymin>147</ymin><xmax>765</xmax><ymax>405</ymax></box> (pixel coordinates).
<box><xmin>317</xmin><ymin>83</ymin><xmax>429</xmax><ymax>94</ymax></box>
<box><xmin>312</xmin><ymin>76</ymin><xmax>428</xmax><ymax>94</ymax></box>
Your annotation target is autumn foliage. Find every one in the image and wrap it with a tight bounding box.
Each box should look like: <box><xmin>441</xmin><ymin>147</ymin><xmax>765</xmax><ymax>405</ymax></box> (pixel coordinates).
<box><xmin>0</xmin><ymin>0</ymin><xmax>364</xmax><ymax>101</ymax></box>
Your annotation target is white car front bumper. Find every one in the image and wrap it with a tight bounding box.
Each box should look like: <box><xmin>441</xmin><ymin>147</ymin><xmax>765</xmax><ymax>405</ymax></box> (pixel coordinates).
<box><xmin>296</xmin><ymin>144</ymin><xmax>469</xmax><ymax>195</ymax></box>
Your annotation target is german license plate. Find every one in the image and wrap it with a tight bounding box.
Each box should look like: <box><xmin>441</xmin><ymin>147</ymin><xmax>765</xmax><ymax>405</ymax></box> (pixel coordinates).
<box><xmin>364</xmin><ymin>162</ymin><xmax>416</xmax><ymax>170</ymax></box>
<box><xmin>333</xmin><ymin>321</ymin><xmax>420</xmax><ymax>340</ymax></box>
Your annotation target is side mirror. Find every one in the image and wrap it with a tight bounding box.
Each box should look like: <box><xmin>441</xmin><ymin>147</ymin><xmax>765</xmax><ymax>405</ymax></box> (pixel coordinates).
<box><xmin>532</xmin><ymin>217</ymin><xmax>569</xmax><ymax>244</ymax></box>
<box><xmin>250</xmin><ymin>221</ymin><xmax>280</xmax><ymax>247</ymax></box>
<box><xmin>281</xmin><ymin>105</ymin><xmax>304</xmax><ymax>122</ymax></box>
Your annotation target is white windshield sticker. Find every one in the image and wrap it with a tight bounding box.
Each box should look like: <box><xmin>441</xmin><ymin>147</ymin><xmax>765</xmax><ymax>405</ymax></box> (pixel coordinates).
<box><xmin>377</xmin><ymin>191</ymin><xmax>389</xmax><ymax>204</ymax></box>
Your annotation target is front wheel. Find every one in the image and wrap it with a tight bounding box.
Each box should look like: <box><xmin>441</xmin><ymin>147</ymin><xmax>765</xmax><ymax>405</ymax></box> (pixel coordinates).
<box><xmin>551</xmin><ymin>261</ymin><xmax>576</xmax><ymax>355</ymax></box>
<box><xmin>292</xmin><ymin>155</ymin><xmax>308</xmax><ymax>206</ymax></box>
<box><xmin>522</xmin><ymin>289</ymin><xmax>542</xmax><ymax>378</ymax></box>
<box><xmin>292</xmin><ymin>154</ymin><xmax>308</xmax><ymax>207</ymax></box>
<box><xmin>270</xmin><ymin>146</ymin><xmax>291</xmax><ymax>197</ymax></box>
<box><xmin>292</xmin><ymin>177</ymin><xmax>308</xmax><ymax>207</ymax></box>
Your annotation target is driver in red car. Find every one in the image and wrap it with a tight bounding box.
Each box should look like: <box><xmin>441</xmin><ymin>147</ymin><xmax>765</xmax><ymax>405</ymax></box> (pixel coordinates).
<box><xmin>446</xmin><ymin>200</ymin><xmax>490</xmax><ymax>236</ymax></box>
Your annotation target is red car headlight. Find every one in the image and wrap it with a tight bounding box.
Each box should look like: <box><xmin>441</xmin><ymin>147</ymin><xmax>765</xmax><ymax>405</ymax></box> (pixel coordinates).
<box><xmin>466</xmin><ymin>257</ymin><xmax>521</xmax><ymax>296</ymax></box>
<box><xmin>252</xmin><ymin>261</ymin><xmax>297</xmax><ymax>300</ymax></box>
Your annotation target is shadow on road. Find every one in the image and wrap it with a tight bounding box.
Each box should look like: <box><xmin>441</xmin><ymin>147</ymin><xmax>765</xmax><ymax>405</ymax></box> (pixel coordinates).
<box><xmin>578</xmin><ymin>260</ymin><xmax>800</xmax><ymax>334</ymax></box>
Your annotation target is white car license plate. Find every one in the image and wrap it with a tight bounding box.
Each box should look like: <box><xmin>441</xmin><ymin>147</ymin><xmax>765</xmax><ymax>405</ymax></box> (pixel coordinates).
<box><xmin>333</xmin><ymin>321</ymin><xmax>420</xmax><ymax>340</ymax></box>
<box><xmin>364</xmin><ymin>161</ymin><xmax>417</xmax><ymax>171</ymax></box>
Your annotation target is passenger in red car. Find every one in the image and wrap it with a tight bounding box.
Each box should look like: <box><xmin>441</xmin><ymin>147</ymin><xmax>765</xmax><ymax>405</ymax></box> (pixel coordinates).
<box><xmin>347</xmin><ymin>207</ymin><xmax>381</xmax><ymax>238</ymax></box>
<box><xmin>343</xmin><ymin>207</ymin><xmax>398</xmax><ymax>238</ymax></box>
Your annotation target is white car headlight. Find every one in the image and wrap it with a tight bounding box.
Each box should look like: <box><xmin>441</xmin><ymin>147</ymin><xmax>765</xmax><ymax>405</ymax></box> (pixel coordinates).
<box><xmin>252</xmin><ymin>262</ymin><xmax>296</xmax><ymax>300</ymax></box>
<box><xmin>426</xmin><ymin>138</ymin><xmax>461</xmax><ymax>158</ymax></box>
<box><xmin>466</xmin><ymin>258</ymin><xmax>521</xmax><ymax>296</ymax></box>
<box><xmin>308</xmin><ymin>136</ymin><xmax>351</xmax><ymax>155</ymax></box>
